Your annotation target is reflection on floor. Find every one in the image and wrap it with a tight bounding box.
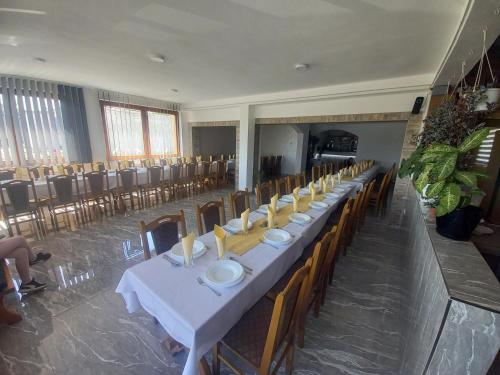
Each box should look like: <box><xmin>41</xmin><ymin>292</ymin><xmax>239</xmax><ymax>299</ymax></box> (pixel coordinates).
<box><xmin>0</xmin><ymin>187</ymin><xmax>405</xmax><ymax>375</ymax></box>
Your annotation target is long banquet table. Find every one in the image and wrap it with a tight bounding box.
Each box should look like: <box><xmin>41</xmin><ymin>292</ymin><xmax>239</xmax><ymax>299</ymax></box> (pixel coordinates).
<box><xmin>115</xmin><ymin>166</ymin><xmax>379</xmax><ymax>375</ymax></box>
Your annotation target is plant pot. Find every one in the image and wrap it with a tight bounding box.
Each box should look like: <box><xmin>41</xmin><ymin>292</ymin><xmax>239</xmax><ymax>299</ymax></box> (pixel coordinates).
<box><xmin>476</xmin><ymin>88</ymin><xmax>500</xmax><ymax>111</ymax></box>
<box><xmin>436</xmin><ymin>205</ymin><xmax>482</xmax><ymax>241</ymax></box>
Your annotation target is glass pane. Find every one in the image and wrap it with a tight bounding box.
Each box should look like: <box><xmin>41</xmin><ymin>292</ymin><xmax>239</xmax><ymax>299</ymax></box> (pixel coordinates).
<box><xmin>148</xmin><ymin>111</ymin><xmax>177</xmax><ymax>156</ymax></box>
<box><xmin>104</xmin><ymin>106</ymin><xmax>144</xmax><ymax>157</ymax></box>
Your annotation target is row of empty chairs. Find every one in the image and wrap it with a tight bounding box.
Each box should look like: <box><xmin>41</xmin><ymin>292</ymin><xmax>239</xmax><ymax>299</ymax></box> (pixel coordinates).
<box><xmin>138</xmin><ymin>169</ymin><xmax>379</xmax><ymax>374</ymax></box>
<box><xmin>0</xmin><ymin>160</ymin><xmax>233</xmax><ymax>237</ymax></box>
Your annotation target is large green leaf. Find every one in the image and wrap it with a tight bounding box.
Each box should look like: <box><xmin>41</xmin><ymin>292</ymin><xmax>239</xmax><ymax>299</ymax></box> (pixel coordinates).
<box><xmin>472</xmin><ymin>170</ymin><xmax>489</xmax><ymax>179</ymax></box>
<box><xmin>425</xmin><ymin>180</ymin><xmax>446</xmax><ymax>197</ymax></box>
<box><xmin>415</xmin><ymin>164</ymin><xmax>433</xmax><ymax>193</ymax></box>
<box><xmin>426</xmin><ymin>144</ymin><xmax>458</xmax><ymax>153</ymax></box>
<box><xmin>458</xmin><ymin>127</ymin><xmax>491</xmax><ymax>153</ymax></box>
<box><xmin>435</xmin><ymin>203</ymin><xmax>448</xmax><ymax>217</ymax></box>
<box><xmin>431</xmin><ymin>153</ymin><xmax>458</xmax><ymax>181</ymax></box>
<box><xmin>437</xmin><ymin>183</ymin><xmax>461</xmax><ymax>215</ymax></box>
<box><xmin>454</xmin><ymin>171</ymin><xmax>477</xmax><ymax>186</ymax></box>
<box><xmin>420</xmin><ymin>152</ymin><xmax>442</xmax><ymax>163</ymax></box>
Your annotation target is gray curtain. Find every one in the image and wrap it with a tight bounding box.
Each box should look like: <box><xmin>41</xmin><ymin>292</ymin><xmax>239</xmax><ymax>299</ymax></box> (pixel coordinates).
<box><xmin>58</xmin><ymin>85</ymin><xmax>92</xmax><ymax>163</ymax></box>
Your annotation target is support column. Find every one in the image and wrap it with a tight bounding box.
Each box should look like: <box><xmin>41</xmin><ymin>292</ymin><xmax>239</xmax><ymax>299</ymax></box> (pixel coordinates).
<box><xmin>238</xmin><ymin>104</ymin><xmax>255</xmax><ymax>190</ymax></box>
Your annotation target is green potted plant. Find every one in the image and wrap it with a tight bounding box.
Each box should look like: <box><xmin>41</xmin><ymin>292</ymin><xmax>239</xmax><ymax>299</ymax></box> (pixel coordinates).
<box><xmin>399</xmin><ymin>91</ymin><xmax>494</xmax><ymax>240</ymax></box>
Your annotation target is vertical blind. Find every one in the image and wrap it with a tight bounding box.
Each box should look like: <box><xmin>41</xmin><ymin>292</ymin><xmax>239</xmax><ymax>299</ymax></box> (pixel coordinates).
<box><xmin>475</xmin><ymin>128</ymin><xmax>499</xmax><ymax>166</ymax></box>
<box><xmin>0</xmin><ymin>77</ymin><xmax>68</xmax><ymax>166</ymax></box>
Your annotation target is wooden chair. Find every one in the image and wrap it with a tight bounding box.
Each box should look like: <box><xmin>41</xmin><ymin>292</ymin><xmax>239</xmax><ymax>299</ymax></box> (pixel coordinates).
<box><xmin>359</xmin><ymin>179</ymin><xmax>376</xmax><ymax>228</ymax></box>
<box><xmin>0</xmin><ymin>169</ymin><xmax>15</xmax><ymax>181</ymax></box>
<box><xmin>212</xmin><ymin>262</ymin><xmax>311</xmax><ymax>375</ymax></box>
<box><xmin>295</xmin><ymin>173</ymin><xmax>306</xmax><ymax>188</ymax></box>
<box><xmin>196</xmin><ymin>198</ymin><xmax>226</xmax><ymax>235</ymax></box>
<box><xmin>369</xmin><ymin>171</ymin><xmax>390</xmax><ymax>213</ymax></box>
<box><xmin>228</xmin><ymin>189</ymin><xmax>250</xmax><ymax>219</ymax></box>
<box><xmin>267</xmin><ymin>231</ymin><xmax>332</xmax><ymax>348</ymax></box>
<box><xmin>197</xmin><ymin>161</ymin><xmax>212</xmax><ymax>192</ymax></box>
<box><xmin>255</xmin><ymin>181</ymin><xmax>273</xmax><ymax>207</ymax></box>
<box><xmin>114</xmin><ymin>168</ymin><xmax>142</xmax><ymax>211</ymax></box>
<box><xmin>92</xmin><ymin>162</ymin><xmax>106</xmax><ymax>172</ymax></box>
<box><xmin>139</xmin><ymin>211</ymin><xmax>187</xmax><ymax>260</ymax></box>
<box><xmin>46</xmin><ymin>175</ymin><xmax>86</xmax><ymax>231</ymax></box>
<box><xmin>183</xmin><ymin>163</ymin><xmax>197</xmax><ymax>197</ymax></box>
<box><xmin>275</xmin><ymin>177</ymin><xmax>288</xmax><ymax>197</ymax></box>
<box><xmin>0</xmin><ymin>180</ymin><xmax>47</xmax><ymax>237</ymax></box>
<box><xmin>344</xmin><ymin>189</ymin><xmax>365</xmax><ymax>253</ymax></box>
<box><xmin>0</xmin><ymin>259</ymin><xmax>22</xmax><ymax>324</ymax></box>
<box><xmin>287</xmin><ymin>175</ymin><xmax>297</xmax><ymax>193</ymax></box>
<box><xmin>167</xmin><ymin>164</ymin><xmax>182</xmax><ymax>201</ymax></box>
<box><xmin>82</xmin><ymin>171</ymin><xmax>113</xmax><ymax>219</ymax></box>
<box><xmin>311</xmin><ymin>166</ymin><xmax>322</xmax><ymax>181</ymax></box>
<box><xmin>213</xmin><ymin>160</ymin><xmax>227</xmax><ymax>188</ymax></box>
<box><xmin>28</xmin><ymin>166</ymin><xmax>54</xmax><ymax>180</ymax></box>
<box><xmin>143</xmin><ymin>166</ymin><xmax>166</xmax><ymax>206</ymax></box>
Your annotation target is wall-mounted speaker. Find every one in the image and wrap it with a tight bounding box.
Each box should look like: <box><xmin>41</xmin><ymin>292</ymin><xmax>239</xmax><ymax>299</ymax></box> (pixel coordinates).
<box><xmin>412</xmin><ymin>97</ymin><xmax>424</xmax><ymax>114</ymax></box>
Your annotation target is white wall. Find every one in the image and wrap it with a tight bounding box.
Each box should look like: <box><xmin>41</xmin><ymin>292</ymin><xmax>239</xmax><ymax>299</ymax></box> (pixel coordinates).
<box><xmin>310</xmin><ymin>122</ymin><xmax>407</xmax><ymax>170</ymax></box>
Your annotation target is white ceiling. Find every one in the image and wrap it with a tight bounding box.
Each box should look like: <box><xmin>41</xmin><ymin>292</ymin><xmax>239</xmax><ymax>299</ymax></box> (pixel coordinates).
<box><xmin>0</xmin><ymin>0</ymin><xmax>469</xmax><ymax>103</ymax></box>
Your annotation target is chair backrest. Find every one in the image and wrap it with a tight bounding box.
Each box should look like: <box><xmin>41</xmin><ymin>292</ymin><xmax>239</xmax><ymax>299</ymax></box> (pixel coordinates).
<box><xmin>83</xmin><ymin>171</ymin><xmax>108</xmax><ymax>196</ymax></box>
<box><xmin>170</xmin><ymin>164</ymin><xmax>181</xmax><ymax>184</ymax></box>
<box><xmin>228</xmin><ymin>189</ymin><xmax>250</xmax><ymax>218</ymax></box>
<box><xmin>260</xmin><ymin>261</ymin><xmax>311</xmax><ymax>373</ymax></box>
<box><xmin>324</xmin><ymin>199</ymin><xmax>352</xmax><ymax>273</ymax></box>
<box><xmin>308</xmin><ymin>231</ymin><xmax>333</xmax><ymax>296</ymax></box>
<box><xmin>287</xmin><ymin>175</ymin><xmax>297</xmax><ymax>192</ymax></box>
<box><xmin>296</xmin><ymin>173</ymin><xmax>306</xmax><ymax>188</ymax></box>
<box><xmin>255</xmin><ymin>181</ymin><xmax>273</xmax><ymax>206</ymax></box>
<box><xmin>200</xmin><ymin>161</ymin><xmax>210</xmax><ymax>176</ymax></box>
<box><xmin>186</xmin><ymin>163</ymin><xmax>196</xmax><ymax>178</ymax></box>
<box><xmin>360</xmin><ymin>179</ymin><xmax>376</xmax><ymax>225</ymax></box>
<box><xmin>196</xmin><ymin>198</ymin><xmax>226</xmax><ymax>235</ymax></box>
<box><xmin>311</xmin><ymin>166</ymin><xmax>321</xmax><ymax>181</ymax></box>
<box><xmin>139</xmin><ymin>211</ymin><xmax>187</xmax><ymax>259</ymax></box>
<box><xmin>47</xmin><ymin>175</ymin><xmax>78</xmax><ymax>205</ymax></box>
<box><xmin>28</xmin><ymin>167</ymin><xmax>41</xmax><ymax>180</ymax></box>
<box><xmin>216</xmin><ymin>160</ymin><xmax>226</xmax><ymax>177</ymax></box>
<box><xmin>0</xmin><ymin>169</ymin><xmax>15</xmax><ymax>181</ymax></box>
<box><xmin>92</xmin><ymin>162</ymin><xmax>106</xmax><ymax>172</ymax></box>
<box><xmin>275</xmin><ymin>177</ymin><xmax>288</xmax><ymax>197</ymax></box>
<box><xmin>0</xmin><ymin>180</ymin><xmax>36</xmax><ymax>213</ymax></box>
<box><xmin>117</xmin><ymin>168</ymin><xmax>138</xmax><ymax>193</ymax></box>
<box><xmin>147</xmin><ymin>166</ymin><xmax>163</xmax><ymax>186</ymax></box>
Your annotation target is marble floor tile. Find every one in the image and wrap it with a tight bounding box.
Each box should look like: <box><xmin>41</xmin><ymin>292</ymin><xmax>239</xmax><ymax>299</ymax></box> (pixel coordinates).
<box><xmin>0</xmin><ymin>188</ymin><xmax>406</xmax><ymax>374</ymax></box>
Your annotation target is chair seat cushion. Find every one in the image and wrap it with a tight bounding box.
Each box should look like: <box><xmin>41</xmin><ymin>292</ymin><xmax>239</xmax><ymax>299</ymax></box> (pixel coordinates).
<box><xmin>221</xmin><ymin>296</ymin><xmax>274</xmax><ymax>367</ymax></box>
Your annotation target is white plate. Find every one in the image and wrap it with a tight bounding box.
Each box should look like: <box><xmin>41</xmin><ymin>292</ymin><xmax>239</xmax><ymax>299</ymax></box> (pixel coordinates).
<box><xmin>309</xmin><ymin>201</ymin><xmax>329</xmax><ymax>210</ymax></box>
<box><xmin>170</xmin><ymin>240</ymin><xmax>207</xmax><ymax>261</ymax></box>
<box><xmin>325</xmin><ymin>192</ymin><xmax>341</xmax><ymax>199</ymax></box>
<box><xmin>225</xmin><ymin>218</ymin><xmax>254</xmax><ymax>233</ymax></box>
<box><xmin>205</xmin><ymin>260</ymin><xmax>245</xmax><ymax>288</ymax></box>
<box><xmin>263</xmin><ymin>228</ymin><xmax>292</xmax><ymax>245</ymax></box>
<box><xmin>257</xmin><ymin>204</ymin><xmax>280</xmax><ymax>214</ymax></box>
<box><xmin>280</xmin><ymin>194</ymin><xmax>294</xmax><ymax>203</ymax></box>
<box><xmin>288</xmin><ymin>212</ymin><xmax>312</xmax><ymax>224</ymax></box>
<box><xmin>298</xmin><ymin>188</ymin><xmax>310</xmax><ymax>196</ymax></box>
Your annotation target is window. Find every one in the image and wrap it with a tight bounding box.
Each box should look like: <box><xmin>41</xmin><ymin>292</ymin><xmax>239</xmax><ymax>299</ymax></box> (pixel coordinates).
<box><xmin>0</xmin><ymin>80</ymin><xmax>67</xmax><ymax>166</ymax></box>
<box><xmin>475</xmin><ymin>128</ymin><xmax>499</xmax><ymax>166</ymax></box>
<box><xmin>100</xmin><ymin>101</ymin><xmax>179</xmax><ymax>160</ymax></box>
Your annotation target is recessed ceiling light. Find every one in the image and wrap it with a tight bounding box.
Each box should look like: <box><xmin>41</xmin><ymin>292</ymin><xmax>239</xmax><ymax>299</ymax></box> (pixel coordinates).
<box><xmin>170</xmin><ymin>88</ymin><xmax>178</xmax><ymax>93</ymax></box>
<box><xmin>149</xmin><ymin>54</ymin><xmax>165</xmax><ymax>63</ymax></box>
<box><xmin>8</xmin><ymin>37</ymin><xmax>18</xmax><ymax>47</ymax></box>
<box><xmin>295</xmin><ymin>63</ymin><xmax>310</xmax><ymax>72</ymax></box>
<box><xmin>0</xmin><ymin>8</ymin><xmax>47</xmax><ymax>15</ymax></box>
<box><xmin>33</xmin><ymin>57</ymin><xmax>46</xmax><ymax>63</ymax></box>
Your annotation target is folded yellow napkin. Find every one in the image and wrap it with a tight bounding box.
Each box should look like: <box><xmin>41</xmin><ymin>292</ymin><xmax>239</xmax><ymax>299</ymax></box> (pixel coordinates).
<box><xmin>292</xmin><ymin>193</ymin><xmax>299</xmax><ymax>213</ymax></box>
<box><xmin>241</xmin><ymin>208</ymin><xmax>250</xmax><ymax>233</ymax></box>
<box><xmin>293</xmin><ymin>186</ymin><xmax>300</xmax><ymax>196</ymax></box>
<box><xmin>322</xmin><ymin>179</ymin><xmax>328</xmax><ymax>194</ymax></box>
<box><xmin>270</xmin><ymin>193</ymin><xmax>278</xmax><ymax>212</ymax></box>
<box><xmin>267</xmin><ymin>206</ymin><xmax>275</xmax><ymax>229</ymax></box>
<box><xmin>214</xmin><ymin>225</ymin><xmax>226</xmax><ymax>259</ymax></box>
<box><xmin>309</xmin><ymin>181</ymin><xmax>316</xmax><ymax>201</ymax></box>
<box><xmin>318</xmin><ymin>177</ymin><xmax>324</xmax><ymax>192</ymax></box>
<box><xmin>181</xmin><ymin>232</ymin><xmax>196</xmax><ymax>265</ymax></box>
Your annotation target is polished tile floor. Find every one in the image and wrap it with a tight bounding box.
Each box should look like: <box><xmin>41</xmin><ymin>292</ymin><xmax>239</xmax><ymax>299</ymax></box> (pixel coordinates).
<box><xmin>0</xmin><ymin>187</ymin><xmax>405</xmax><ymax>375</ymax></box>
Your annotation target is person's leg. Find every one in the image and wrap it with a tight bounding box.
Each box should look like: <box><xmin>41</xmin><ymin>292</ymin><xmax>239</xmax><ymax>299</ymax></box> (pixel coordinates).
<box><xmin>0</xmin><ymin>236</ymin><xmax>35</xmax><ymax>261</ymax></box>
<box><xmin>0</xmin><ymin>246</ymin><xmax>32</xmax><ymax>283</ymax></box>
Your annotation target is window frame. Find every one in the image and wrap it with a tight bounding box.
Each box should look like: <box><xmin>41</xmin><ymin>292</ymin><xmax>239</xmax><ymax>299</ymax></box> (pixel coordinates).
<box><xmin>99</xmin><ymin>100</ymin><xmax>180</xmax><ymax>161</ymax></box>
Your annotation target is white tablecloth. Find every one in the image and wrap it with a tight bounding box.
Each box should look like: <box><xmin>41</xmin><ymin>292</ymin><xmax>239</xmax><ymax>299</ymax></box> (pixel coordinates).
<box><xmin>115</xmin><ymin>166</ymin><xmax>379</xmax><ymax>375</ymax></box>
